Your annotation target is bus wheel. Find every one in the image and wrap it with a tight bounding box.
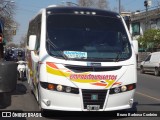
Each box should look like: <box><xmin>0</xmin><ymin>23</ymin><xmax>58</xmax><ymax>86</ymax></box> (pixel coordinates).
<box><xmin>154</xmin><ymin>68</ymin><xmax>160</xmax><ymax>76</ymax></box>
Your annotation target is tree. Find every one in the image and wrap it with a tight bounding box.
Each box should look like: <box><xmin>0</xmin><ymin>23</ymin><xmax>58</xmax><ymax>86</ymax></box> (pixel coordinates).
<box><xmin>77</xmin><ymin>0</ymin><xmax>95</xmax><ymax>7</ymax></box>
<box><xmin>19</xmin><ymin>35</ymin><xmax>27</xmax><ymax>48</ymax></box>
<box><xmin>0</xmin><ymin>0</ymin><xmax>17</xmax><ymax>42</ymax></box>
<box><xmin>77</xmin><ymin>0</ymin><xmax>109</xmax><ymax>10</ymax></box>
<box><xmin>96</xmin><ymin>0</ymin><xmax>109</xmax><ymax>10</ymax></box>
<box><xmin>137</xmin><ymin>29</ymin><xmax>160</xmax><ymax>52</ymax></box>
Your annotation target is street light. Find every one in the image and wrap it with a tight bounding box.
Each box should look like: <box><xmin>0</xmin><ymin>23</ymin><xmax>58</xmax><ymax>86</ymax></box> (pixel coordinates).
<box><xmin>119</xmin><ymin>0</ymin><xmax>121</xmax><ymax>14</ymax></box>
<box><xmin>144</xmin><ymin>0</ymin><xmax>152</xmax><ymax>30</ymax></box>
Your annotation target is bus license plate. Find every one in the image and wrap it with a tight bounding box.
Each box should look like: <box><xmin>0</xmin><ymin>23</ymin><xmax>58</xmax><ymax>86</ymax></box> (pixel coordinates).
<box><xmin>87</xmin><ymin>105</ymin><xmax>100</xmax><ymax>111</ymax></box>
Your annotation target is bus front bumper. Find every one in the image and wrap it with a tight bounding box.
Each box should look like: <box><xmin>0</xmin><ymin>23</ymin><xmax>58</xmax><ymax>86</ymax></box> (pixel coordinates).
<box><xmin>40</xmin><ymin>86</ymin><xmax>135</xmax><ymax>111</ymax></box>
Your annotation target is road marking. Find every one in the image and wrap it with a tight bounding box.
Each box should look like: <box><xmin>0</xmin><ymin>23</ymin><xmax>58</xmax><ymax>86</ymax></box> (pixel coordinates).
<box><xmin>136</xmin><ymin>92</ymin><xmax>160</xmax><ymax>102</ymax></box>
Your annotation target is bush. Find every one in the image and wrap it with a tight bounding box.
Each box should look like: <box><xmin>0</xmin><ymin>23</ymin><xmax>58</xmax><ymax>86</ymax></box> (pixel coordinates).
<box><xmin>137</xmin><ymin>29</ymin><xmax>160</xmax><ymax>51</ymax></box>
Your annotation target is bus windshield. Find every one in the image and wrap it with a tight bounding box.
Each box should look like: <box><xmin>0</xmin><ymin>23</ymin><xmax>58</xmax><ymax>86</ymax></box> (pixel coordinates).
<box><xmin>46</xmin><ymin>14</ymin><xmax>132</xmax><ymax>61</ymax></box>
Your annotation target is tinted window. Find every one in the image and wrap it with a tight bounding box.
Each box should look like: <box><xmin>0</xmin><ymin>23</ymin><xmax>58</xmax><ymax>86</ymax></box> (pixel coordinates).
<box><xmin>46</xmin><ymin>14</ymin><xmax>131</xmax><ymax>61</ymax></box>
<box><xmin>145</xmin><ymin>55</ymin><xmax>151</xmax><ymax>61</ymax></box>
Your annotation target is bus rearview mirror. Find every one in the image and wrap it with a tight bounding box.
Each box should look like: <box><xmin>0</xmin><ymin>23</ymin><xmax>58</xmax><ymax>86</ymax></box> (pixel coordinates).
<box><xmin>29</xmin><ymin>35</ymin><xmax>37</xmax><ymax>51</ymax></box>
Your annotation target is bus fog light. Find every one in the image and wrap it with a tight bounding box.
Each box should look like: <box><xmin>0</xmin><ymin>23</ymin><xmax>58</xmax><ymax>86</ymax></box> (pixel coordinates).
<box><xmin>114</xmin><ymin>87</ymin><xmax>120</xmax><ymax>93</ymax></box>
<box><xmin>42</xmin><ymin>99</ymin><xmax>51</xmax><ymax>106</ymax></box>
<box><xmin>57</xmin><ymin>84</ymin><xmax>63</xmax><ymax>92</ymax></box>
<box><xmin>66</xmin><ymin>87</ymin><xmax>71</xmax><ymax>93</ymax></box>
<box><xmin>121</xmin><ymin>86</ymin><xmax>127</xmax><ymax>92</ymax></box>
<box><xmin>129</xmin><ymin>99</ymin><xmax>133</xmax><ymax>105</ymax></box>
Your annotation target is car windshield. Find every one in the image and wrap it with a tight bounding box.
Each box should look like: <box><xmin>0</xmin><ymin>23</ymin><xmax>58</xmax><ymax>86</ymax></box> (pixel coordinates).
<box><xmin>46</xmin><ymin>14</ymin><xmax>131</xmax><ymax>61</ymax></box>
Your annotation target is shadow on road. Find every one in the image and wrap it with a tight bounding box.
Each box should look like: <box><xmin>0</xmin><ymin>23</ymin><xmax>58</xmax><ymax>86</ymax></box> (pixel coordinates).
<box><xmin>141</xmin><ymin>72</ymin><xmax>160</xmax><ymax>77</ymax></box>
<box><xmin>41</xmin><ymin>102</ymin><xmax>138</xmax><ymax>120</ymax></box>
<box><xmin>137</xmin><ymin>103</ymin><xmax>160</xmax><ymax>106</ymax></box>
<box><xmin>42</xmin><ymin>111</ymin><xmax>122</xmax><ymax>120</ymax></box>
<box><xmin>127</xmin><ymin>102</ymin><xmax>138</xmax><ymax>111</ymax></box>
<box><xmin>0</xmin><ymin>117</ymin><xmax>27</xmax><ymax>120</ymax></box>
<box><xmin>12</xmin><ymin>83</ymin><xmax>27</xmax><ymax>95</ymax></box>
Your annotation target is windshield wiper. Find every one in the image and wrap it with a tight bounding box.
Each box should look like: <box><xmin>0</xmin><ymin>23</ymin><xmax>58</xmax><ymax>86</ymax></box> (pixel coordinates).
<box><xmin>114</xmin><ymin>52</ymin><xmax>123</xmax><ymax>62</ymax></box>
<box><xmin>47</xmin><ymin>39</ymin><xmax>68</xmax><ymax>60</ymax></box>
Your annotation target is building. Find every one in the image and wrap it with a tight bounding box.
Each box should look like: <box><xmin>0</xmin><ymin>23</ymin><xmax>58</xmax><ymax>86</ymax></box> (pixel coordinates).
<box><xmin>130</xmin><ymin>8</ymin><xmax>160</xmax><ymax>39</ymax></box>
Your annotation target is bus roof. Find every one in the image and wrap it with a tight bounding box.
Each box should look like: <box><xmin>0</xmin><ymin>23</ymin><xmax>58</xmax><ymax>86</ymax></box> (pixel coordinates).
<box><xmin>46</xmin><ymin>6</ymin><xmax>120</xmax><ymax>18</ymax></box>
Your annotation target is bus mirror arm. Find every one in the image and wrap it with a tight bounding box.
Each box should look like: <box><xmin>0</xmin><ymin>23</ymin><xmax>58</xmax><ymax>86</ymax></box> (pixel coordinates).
<box><xmin>132</xmin><ymin>40</ymin><xmax>138</xmax><ymax>55</ymax></box>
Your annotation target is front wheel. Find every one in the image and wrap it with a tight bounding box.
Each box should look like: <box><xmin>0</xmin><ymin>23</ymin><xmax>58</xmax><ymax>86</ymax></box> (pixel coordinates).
<box><xmin>20</xmin><ymin>71</ymin><xmax>24</xmax><ymax>80</ymax></box>
<box><xmin>154</xmin><ymin>68</ymin><xmax>160</xmax><ymax>76</ymax></box>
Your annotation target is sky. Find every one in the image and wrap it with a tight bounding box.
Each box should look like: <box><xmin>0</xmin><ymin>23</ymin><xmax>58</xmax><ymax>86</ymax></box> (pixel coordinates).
<box><xmin>12</xmin><ymin>0</ymin><xmax>158</xmax><ymax>44</ymax></box>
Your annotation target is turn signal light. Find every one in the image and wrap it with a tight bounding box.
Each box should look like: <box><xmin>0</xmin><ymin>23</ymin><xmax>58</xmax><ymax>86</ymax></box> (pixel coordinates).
<box><xmin>48</xmin><ymin>84</ymin><xmax>55</xmax><ymax>90</ymax></box>
<box><xmin>127</xmin><ymin>84</ymin><xmax>134</xmax><ymax>90</ymax></box>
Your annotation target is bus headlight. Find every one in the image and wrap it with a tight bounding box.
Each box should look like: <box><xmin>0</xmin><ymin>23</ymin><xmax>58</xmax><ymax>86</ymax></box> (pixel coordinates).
<box><xmin>114</xmin><ymin>87</ymin><xmax>120</xmax><ymax>93</ymax></box>
<box><xmin>57</xmin><ymin>84</ymin><xmax>63</xmax><ymax>92</ymax></box>
<box><xmin>121</xmin><ymin>85</ymin><xmax>127</xmax><ymax>92</ymax></box>
<box><xmin>66</xmin><ymin>86</ymin><xmax>71</xmax><ymax>93</ymax></box>
<box><xmin>109</xmin><ymin>83</ymin><xmax>136</xmax><ymax>94</ymax></box>
<box><xmin>40</xmin><ymin>82</ymin><xmax>79</xmax><ymax>94</ymax></box>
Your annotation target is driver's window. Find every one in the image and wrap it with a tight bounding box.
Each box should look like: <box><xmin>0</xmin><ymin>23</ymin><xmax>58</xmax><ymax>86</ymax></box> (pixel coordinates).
<box><xmin>145</xmin><ymin>55</ymin><xmax>151</xmax><ymax>61</ymax></box>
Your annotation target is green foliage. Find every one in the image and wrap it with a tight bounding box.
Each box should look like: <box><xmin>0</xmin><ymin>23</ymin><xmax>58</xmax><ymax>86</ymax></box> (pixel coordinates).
<box><xmin>137</xmin><ymin>29</ymin><xmax>160</xmax><ymax>51</ymax></box>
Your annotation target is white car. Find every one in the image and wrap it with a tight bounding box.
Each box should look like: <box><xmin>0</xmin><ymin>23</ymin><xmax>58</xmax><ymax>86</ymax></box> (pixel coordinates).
<box><xmin>140</xmin><ymin>52</ymin><xmax>160</xmax><ymax>76</ymax></box>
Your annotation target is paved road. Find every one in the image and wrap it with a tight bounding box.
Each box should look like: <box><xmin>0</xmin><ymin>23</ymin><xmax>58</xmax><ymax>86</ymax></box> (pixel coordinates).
<box><xmin>134</xmin><ymin>71</ymin><xmax>160</xmax><ymax>111</ymax></box>
<box><xmin>0</xmin><ymin>71</ymin><xmax>160</xmax><ymax>120</ymax></box>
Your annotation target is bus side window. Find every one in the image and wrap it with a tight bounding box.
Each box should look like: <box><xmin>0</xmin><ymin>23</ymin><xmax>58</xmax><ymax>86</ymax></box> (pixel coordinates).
<box><xmin>35</xmin><ymin>15</ymin><xmax>41</xmax><ymax>55</ymax></box>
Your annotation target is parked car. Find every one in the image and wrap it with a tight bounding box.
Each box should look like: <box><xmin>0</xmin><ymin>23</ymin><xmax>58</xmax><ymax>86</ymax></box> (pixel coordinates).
<box><xmin>140</xmin><ymin>52</ymin><xmax>160</xmax><ymax>76</ymax></box>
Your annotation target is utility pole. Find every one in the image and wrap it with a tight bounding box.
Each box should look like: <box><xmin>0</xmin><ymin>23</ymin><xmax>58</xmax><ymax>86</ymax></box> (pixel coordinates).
<box><xmin>144</xmin><ymin>0</ymin><xmax>152</xmax><ymax>30</ymax></box>
<box><xmin>119</xmin><ymin>0</ymin><xmax>121</xmax><ymax>14</ymax></box>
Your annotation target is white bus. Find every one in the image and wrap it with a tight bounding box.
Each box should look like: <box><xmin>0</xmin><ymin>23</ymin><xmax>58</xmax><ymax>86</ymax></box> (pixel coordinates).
<box><xmin>26</xmin><ymin>6</ymin><xmax>138</xmax><ymax>111</ymax></box>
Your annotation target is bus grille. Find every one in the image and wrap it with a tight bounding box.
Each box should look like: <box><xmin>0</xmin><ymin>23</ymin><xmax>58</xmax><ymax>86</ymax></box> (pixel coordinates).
<box><xmin>65</xmin><ymin>65</ymin><xmax>122</xmax><ymax>72</ymax></box>
<box><xmin>82</xmin><ymin>89</ymin><xmax>107</xmax><ymax>109</ymax></box>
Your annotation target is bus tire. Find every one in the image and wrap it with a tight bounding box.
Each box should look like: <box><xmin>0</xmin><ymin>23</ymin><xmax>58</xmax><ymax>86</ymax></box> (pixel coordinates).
<box><xmin>0</xmin><ymin>61</ymin><xmax>17</xmax><ymax>92</ymax></box>
<box><xmin>154</xmin><ymin>68</ymin><xmax>160</xmax><ymax>76</ymax></box>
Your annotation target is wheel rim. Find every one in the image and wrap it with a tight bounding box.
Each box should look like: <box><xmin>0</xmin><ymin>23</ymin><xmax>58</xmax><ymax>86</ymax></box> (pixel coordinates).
<box><xmin>155</xmin><ymin>68</ymin><xmax>159</xmax><ymax>75</ymax></box>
